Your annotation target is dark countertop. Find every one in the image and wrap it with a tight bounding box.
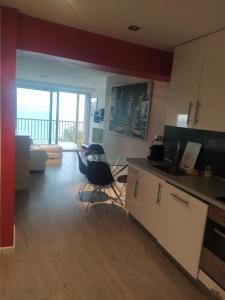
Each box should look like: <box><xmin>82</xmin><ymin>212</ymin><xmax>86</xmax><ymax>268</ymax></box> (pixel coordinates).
<box><xmin>127</xmin><ymin>158</ymin><xmax>225</xmax><ymax>210</ymax></box>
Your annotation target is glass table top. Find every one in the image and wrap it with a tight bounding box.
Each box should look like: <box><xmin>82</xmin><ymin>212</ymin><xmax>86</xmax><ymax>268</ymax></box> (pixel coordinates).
<box><xmin>86</xmin><ymin>154</ymin><xmax>128</xmax><ymax>167</ymax></box>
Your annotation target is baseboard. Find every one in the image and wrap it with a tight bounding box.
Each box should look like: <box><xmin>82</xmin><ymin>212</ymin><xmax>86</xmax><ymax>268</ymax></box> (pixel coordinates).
<box><xmin>198</xmin><ymin>270</ymin><xmax>225</xmax><ymax>300</ymax></box>
<box><xmin>0</xmin><ymin>225</ymin><xmax>16</xmax><ymax>254</ymax></box>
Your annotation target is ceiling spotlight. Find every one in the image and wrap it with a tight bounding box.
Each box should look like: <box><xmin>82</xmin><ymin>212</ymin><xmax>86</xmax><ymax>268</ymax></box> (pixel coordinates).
<box><xmin>127</xmin><ymin>25</ymin><xmax>140</xmax><ymax>31</ymax></box>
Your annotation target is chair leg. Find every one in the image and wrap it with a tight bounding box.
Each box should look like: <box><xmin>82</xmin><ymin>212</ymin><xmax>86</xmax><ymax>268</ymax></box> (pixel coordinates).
<box><xmin>110</xmin><ymin>184</ymin><xmax>123</xmax><ymax>206</ymax></box>
<box><xmin>118</xmin><ymin>182</ymin><xmax>126</xmax><ymax>198</ymax></box>
<box><xmin>79</xmin><ymin>175</ymin><xmax>88</xmax><ymax>200</ymax></box>
<box><xmin>79</xmin><ymin>176</ymin><xmax>85</xmax><ymax>194</ymax></box>
<box><xmin>86</xmin><ymin>200</ymin><xmax>91</xmax><ymax>211</ymax></box>
<box><xmin>86</xmin><ymin>185</ymin><xmax>98</xmax><ymax>211</ymax></box>
<box><xmin>80</xmin><ymin>177</ymin><xmax>87</xmax><ymax>200</ymax></box>
<box><xmin>86</xmin><ymin>188</ymin><xmax>94</xmax><ymax>211</ymax></box>
<box><xmin>85</xmin><ymin>184</ymin><xmax>122</xmax><ymax>212</ymax></box>
<box><xmin>114</xmin><ymin>183</ymin><xmax>123</xmax><ymax>195</ymax></box>
<box><xmin>85</xmin><ymin>184</ymin><xmax>110</xmax><ymax>212</ymax></box>
<box><xmin>108</xmin><ymin>188</ymin><xmax>116</xmax><ymax>207</ymax></box>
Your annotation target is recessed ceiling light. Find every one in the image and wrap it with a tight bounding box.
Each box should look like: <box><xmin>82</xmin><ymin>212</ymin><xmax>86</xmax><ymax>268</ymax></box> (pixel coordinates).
<box><xmin>127</xmin><ymin>25</ymin><xmax>140</xmax><ymax>31</ymax></box>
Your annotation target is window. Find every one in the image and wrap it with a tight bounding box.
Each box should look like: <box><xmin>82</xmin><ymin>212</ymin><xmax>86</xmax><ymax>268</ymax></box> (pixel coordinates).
<box><xmin>16</xmin><ymin>87</ymin><xmax>88</xmax><ymax>149</ymax></box>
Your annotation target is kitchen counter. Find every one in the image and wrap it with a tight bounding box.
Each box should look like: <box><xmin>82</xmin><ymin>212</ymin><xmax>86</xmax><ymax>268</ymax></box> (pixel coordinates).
<box><xmin>127</xmin><ymin>158</ymin><xmax>225</xmax><ymax>210</ymax></box>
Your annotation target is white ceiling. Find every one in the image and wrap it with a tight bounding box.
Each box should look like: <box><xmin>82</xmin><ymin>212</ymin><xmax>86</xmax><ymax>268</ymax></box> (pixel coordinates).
<box><xmin>16</xmin><ymin>51</ymin><xmax>113</xmax><ymax>91</ymax></box>
<box><xmin>1</xmin><ymin>0</ymin><xmax>225</xmax><ymax>50</ymax></box>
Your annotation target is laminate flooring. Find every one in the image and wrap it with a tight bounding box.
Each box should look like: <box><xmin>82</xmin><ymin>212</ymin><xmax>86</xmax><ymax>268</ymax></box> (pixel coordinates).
<box><xmin>0</xmin><ymin>152</ymin><xmax>208</xmax><ymax>300</ymax></box>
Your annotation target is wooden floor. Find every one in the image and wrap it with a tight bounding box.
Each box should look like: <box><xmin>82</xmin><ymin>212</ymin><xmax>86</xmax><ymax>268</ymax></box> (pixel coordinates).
<box><xmin>0</xmin><ymin>153</ymin><xmax>208</xmax><ymax>300</ymax></box>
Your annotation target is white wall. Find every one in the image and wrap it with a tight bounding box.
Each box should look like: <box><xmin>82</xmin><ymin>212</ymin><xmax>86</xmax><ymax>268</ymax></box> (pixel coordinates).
<box><xmin>91</xmin><ymin>80</ymin><xmax>107</xmax><ymax>110</ymax></box>
<box><xmin>16</xmin><ymin>53</ymin><xmax>110</xmax><ymax>92</ymax></box>
<box><xmin>103</xmin><ymin>74</ymin><xmax>168</xmax><ymax>158</ymax></box>
<box><xmin>89</xmin><ymin>80</ymin><xmax>107</xmax><ymax>143</ymax></box>
<box><xmin>149</xmin><ymin>81</ymin><xmax>169</xmax><ymax>141</ymax></box>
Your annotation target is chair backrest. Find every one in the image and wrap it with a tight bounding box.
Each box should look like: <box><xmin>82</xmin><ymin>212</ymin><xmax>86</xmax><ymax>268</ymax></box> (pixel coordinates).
<box><xmin>86</xmin><ymin>144</ymin><xmax>105</xmax><ymax>155</ymax></box>
<box><xmin>86</xmin><ymin>161</ymin><xmax>114</xmax><ymax>186</ymax></box>
<box><xmin>76</xmin><ymin>151</ymin><xmax>87</xmax><ymax>175</ymax></box>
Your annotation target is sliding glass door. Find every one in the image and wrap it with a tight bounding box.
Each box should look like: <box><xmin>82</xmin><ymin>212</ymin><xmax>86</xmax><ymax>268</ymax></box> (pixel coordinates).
<box><xmin>77</xmin><ymin>94</ymin><xmax>86</xmax><ymax>147</ymax></box>
<box><xmin>58</xmin><ymin>92</ymin><xmax>77</xmax><ymax>150</ymax></box>
<box><xmin>17</xmin><ymin>88</ymin><xmax>51</xmax><ymax>144</ymax></box>
<box><xmin>16</xmin><ymin>87</ymin><xmax>89</xmax><ymax>150</ymax></box>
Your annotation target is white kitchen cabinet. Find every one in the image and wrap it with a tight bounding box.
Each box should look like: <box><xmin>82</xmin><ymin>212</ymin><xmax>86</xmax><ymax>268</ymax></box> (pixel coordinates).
<box><xmin>125</xmin><ymin>164</ymin><xmax>209</xmax><ymax>279</ymax></box>
<box><xmin>158</xmin><ymin>182</ymin><xmax>208</xmax><ymax>278</ymax></box>
<box><xmin>197</xmin><ymin>29</ymin><xmax>225</xmax><ymax>132</ymax></box>
<box><xmin>125</xmin><ymin>164</ymin><xmax>164</xmax><ymax>238</ymax></box>
<box><xmin>166</xmin><ymin>38</ymin><xmax>206</xmax><ymax>128</ymax></box>
<box><xmin>137</xmin><ymin>170</ymin><xmax>164</xmax><ymax>238</ymax></box>
<box><xmin>166</xmin><ymin>29</ymin><xmax>225</xmax><ymax>133</ymax></box>
<box><xmin>125</xmin><ymin>165</ymin><xmax>143</xmax><ymax>221</ymax></box>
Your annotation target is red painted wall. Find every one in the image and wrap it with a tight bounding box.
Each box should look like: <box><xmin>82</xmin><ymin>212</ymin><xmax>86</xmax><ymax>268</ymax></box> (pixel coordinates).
<box><xmin>17</xmin><ymin>14</ymin><xmax>173</xmax><ymax>81</ymax></box>
<box><xmin>0</xmin><ymin>7</ymin><xmax>17</xmax><ymax>247</ymax></box>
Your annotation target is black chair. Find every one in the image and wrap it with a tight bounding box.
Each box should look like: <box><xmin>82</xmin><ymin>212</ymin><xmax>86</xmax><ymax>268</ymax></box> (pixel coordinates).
<box><xmin>76</xmin><ymin>151</ymin><xmax>88</xmax><ymax>200</ymax></box>
<box><xmin>85</xmin><ymin>144</ymin><xmax>105</xmax><ymax>156</ymax></box>
<box><xmin>85</xmin><ymin>161</ymin><xmax>123</xmax><ymax>210</ymax></box>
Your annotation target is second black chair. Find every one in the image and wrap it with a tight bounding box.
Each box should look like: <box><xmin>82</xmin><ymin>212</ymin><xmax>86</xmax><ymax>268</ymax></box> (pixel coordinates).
<box><xmin>85</xmin><ymin>161</ymin><xmax>123</xmax><ymax>210</ymax></box>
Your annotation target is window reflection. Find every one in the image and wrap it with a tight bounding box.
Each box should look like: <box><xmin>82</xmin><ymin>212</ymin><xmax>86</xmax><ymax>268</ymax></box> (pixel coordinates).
<box><xmin>177</xmin><ymin>114</ymin><xmax>188</xmax><ymax>127</ymax></box>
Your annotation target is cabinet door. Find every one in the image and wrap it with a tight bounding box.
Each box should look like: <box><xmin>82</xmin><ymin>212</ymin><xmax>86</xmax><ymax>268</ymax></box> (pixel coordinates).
<box><xmin>139</xmin><ymin>172</ymin><xmax>164</xmax><ymax>239</ymax></box>
<box><xmin>125</xmin><ymin>165</ymin><xmax>164</xmax><ymax>239</ymax></box>
<box><xmin>197</xmin><ymin>30</ymin><xmax>225</xmax><ymax>132</ymax></box>
<box><xmin>166</xmin><ymin>38</ymin><xmax>205</xmax><ymax>128</ymax></box>
<box><xmin>125</xmin><ymin>165</ymin><xmax>141</xmax><ymax>220</ymax></box>
<box><xmin>158</xmin><ymin>182</ymin><xmax>208</xmax><ymax>278</ymax></box>
<box><xmin>125</xmin><ymin>165</ymin><xmax>147</xmax><ymax>222</ymax></box>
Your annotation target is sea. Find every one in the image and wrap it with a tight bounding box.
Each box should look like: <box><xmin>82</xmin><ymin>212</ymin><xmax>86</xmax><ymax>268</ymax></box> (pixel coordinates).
<box><xmin>17</xmin><ymin>109</ymin><xmax>50</xmax><ymax>120</ymax></box>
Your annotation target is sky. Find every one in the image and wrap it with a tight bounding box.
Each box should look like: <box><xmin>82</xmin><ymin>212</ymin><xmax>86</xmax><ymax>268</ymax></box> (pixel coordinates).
<box><xmin>17</xmin><ymin>88</ymin><xmax>85</xmax><ymax>122</ymax></box>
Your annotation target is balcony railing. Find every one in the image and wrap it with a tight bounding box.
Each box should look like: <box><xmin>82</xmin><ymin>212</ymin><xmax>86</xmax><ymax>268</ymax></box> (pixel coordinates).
<box><xmin>16</xmin><ymin>118</ymin><xmax>85</xmax><ymax>147</ymax></box>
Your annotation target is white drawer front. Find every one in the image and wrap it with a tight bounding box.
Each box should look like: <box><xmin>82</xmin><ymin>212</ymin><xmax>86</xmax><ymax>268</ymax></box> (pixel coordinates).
<box><xmin>158</xmin><ymin>182</ymin><xmax>209</xmax><ymax>278</ymax></box>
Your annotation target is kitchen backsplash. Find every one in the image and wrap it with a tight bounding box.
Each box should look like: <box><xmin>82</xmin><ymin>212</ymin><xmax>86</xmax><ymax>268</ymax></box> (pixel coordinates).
<box><xmin>164</xmin><ymin>126</ymin><xmax>225</xmax><ymax>178</ymax></box>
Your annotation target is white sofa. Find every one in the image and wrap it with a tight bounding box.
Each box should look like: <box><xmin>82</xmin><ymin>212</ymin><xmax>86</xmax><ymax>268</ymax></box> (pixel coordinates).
<box><xmin>30</xmin><ymin>145</ymin><xmax>48</xmax><ymax>172</ymax></box>
<box><xmin>39</xmin><ymin>144</ymin><xmax>63</xmax><ymax>159</ymax></box>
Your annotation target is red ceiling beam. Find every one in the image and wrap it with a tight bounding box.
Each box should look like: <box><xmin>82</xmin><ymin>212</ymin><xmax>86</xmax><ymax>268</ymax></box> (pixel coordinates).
<box><xmin>17</xmin><ymin>14</ymin><xmax>173</xmax><ymax>81</ymax></box>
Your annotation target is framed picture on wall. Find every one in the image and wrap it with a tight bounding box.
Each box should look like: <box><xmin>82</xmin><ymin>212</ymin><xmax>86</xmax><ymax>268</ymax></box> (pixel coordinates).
<box><xmin>109</xmin><ymin>82</ymin><xmax>153</xmax><ymax>139</ymax></box>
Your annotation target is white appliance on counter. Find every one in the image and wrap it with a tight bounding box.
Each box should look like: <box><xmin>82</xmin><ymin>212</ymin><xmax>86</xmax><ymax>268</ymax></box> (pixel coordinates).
<box><xmin>180</xmin><ymin>141</ymin><xmax>202</xmax><ymax>172</ymax></box>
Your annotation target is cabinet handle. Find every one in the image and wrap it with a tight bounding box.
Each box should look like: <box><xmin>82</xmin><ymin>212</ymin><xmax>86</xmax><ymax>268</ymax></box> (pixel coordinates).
<box><xmin>214</xmin><ymin>228</ymin><xmax>225</xmax><ymax>239</ymax></box>
<box><xmin>194</xmin><ymin>101</ymin><xmax>201</xmax><ymax>126</ymax></box>
<box><xmin>170</xmin><ymin>193</ymin><xmax>189</xmax><ymax>207</ymax></box>
<box><xmin>187</xmin><ymin>101</ymin><xmax>193</xmax><ymax>126</ymax></box>
<box><xmin>210</xmin><ymin>288</ymin><xmax>223</xmax><ymax>300</ymax></box>
<box><xmin>134</xmin><ymin>180</ymin><xmax>138</xmax><ymax>198</ymax></box>
<box><xmin>157</xmin><ymin>183</ymin><xmax>162</xmax><ymax>205</ymax></box>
